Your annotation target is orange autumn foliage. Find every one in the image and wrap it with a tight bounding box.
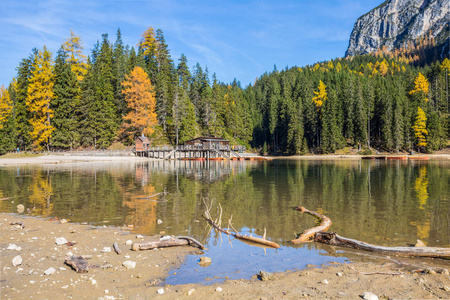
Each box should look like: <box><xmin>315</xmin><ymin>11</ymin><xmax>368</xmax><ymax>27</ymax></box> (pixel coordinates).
<box><xmin>120</xmin><ymin>66</ymin><xmax>157</xmax><ymax>141</ymax></box>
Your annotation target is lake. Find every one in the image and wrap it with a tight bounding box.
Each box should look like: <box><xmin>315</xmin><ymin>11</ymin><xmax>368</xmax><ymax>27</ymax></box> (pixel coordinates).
<box><xmin>1</xmin><ymin>159</ymin><xmax>449</xmax><ymax>284</ymax></box>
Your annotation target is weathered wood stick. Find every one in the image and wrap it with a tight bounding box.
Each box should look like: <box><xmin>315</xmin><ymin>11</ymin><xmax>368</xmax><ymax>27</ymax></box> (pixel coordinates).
<box><xmin>65</xmin><ymin>256</ymin><xmax>89</xmax><ymax>273</ymax></box>
<box><xmin>314</xmin><ymin>232</ymin><xmax>450</xmax><ymax>259</ymax></box>
<box><xmin>132</xmin><ymin>237</ymin><xmax>190</xmax><ymax>251</ymax></box>
<box><xmin>113</xmin><ymin>242</ymin><xmax>122</xmax><ymax>254</ymax></box>
<box><xmin>10</xmin><ymin>221</ymin><xmax>25</xmax><ymax>229</ymax></box>
<box><xmin>176</xmin><ymin>236</ymin><xmax>206</xmax><ymax>250</ymax></box>
<box><xmin>291</xmin><ymin>206</ymin><xmax>332</xmax><ymax>244</ymax></box>
<box><xmin>204</xmin><ymin>216</ymin><xmax>281</xmax><ymax>249</ymax></box>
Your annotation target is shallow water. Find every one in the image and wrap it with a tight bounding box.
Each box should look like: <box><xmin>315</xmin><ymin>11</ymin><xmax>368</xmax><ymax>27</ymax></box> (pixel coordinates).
<box><xmin>1</xmin><ymin>159</ymin><xmax>449</xmax><ymax>284</ymax></box>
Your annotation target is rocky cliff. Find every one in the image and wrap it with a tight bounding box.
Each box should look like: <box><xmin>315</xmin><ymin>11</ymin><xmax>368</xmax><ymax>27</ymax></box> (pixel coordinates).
<box><xmin>346</xmin><ymin>0</ymin><xmax>449</xmax><ymax>56</ymax></box>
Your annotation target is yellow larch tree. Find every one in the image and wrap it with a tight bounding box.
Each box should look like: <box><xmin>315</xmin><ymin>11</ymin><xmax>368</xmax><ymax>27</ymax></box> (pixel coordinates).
<box><xmin>409</xmin><ymin>72</ymin><xmax>429</xmax><ymax>102</ymax></box>
<box><xmin>120</xmin><ymin>66</ymin><xmax>157</xmax><ymax>142</ymax></box>
<box><xmin>62</xmin><ymin>29</ymin><xmax>88</xmax><ymax>81</ymax></box>
<box><xmin>412</xmin><ymin>106</ymin><xmax>428</xmax><ymax>152</ymax></box>
<box><xmin>0</xmin><ymin>85</ymin><xmax>13</xmax><ymax>130</ymax></box>
<box><xmin>312</xmin><ymin>80</ymin><xmax>327</xmax><ymax>109</ymax></box>
<box><xmin>139</xmin><ymin>26</ymin><xmax>157</xmax><ymax>57</ymax></box>
<box><xmin>26</xmin><ymin>46</ymin><xmax>55</xmax><ymax>151</ymax></box>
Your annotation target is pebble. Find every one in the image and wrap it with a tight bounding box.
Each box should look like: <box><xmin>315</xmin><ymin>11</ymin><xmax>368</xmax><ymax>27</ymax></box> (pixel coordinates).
<box><xmin>123</xmin><ymin>261</ymin><xmax>136</xmax><ymax>269</ymax></box>
<box><xmin>362</xmin><ymin>292</ymin><xmax>378</xmax><ymax>300</ymax></box>
<box><xmin>157</xmin><ymin>219</ymin><xmax>163</xmax><ymax>225</ymax></box>
<box><xmin>441</xmin><ymin>269</ymin><xmax>449</xmax><ymax>275</ymax></box>
<box><xmin>12</xmin><ymin>255</ymin><xmax>22</xmax><ymax>267</ymax></box>
<box><xmin>426</xmin><ymin>268</ymin><xmax>437</xmax><ymax>275</ymax></box>
<box><xmin>29</xmin><ymin>281</ymin><xmax>36</xmax><ymax>284</ymax></box>
<box><xmin>336</xmin><ymin>272</ymin><xmax>343</xmax><ymax>277</ymax></box>
<box><xmin>199</xmin><ymin>256</ymin><xmax>212</xmax><ymax>267</ymax></box>
<box><xmin>157</xmin><ymin>288</ymin><xmax>164</xmax><ymax>294</ymax></box>
<box><xmin>105</xmin><ymin>290</ymin><xmax>109</xmax><ymax>294</ymax></box>
<box><xmin>61</xmin><ymin>285</ymin><xmax>69</xmax><ymax>289</ymax></box>
<box><xmin>443</xmin><ymin>286</ymin><xmax>450</xmax><ymax>292</ymax></box>
<box><xmin>44</xmin><ymin>267</ymin><xmax>56</xmax><ymax>275</ymax></box>
<box><xmin>257</xmin><ymin>271</ymin><xmax>273</xmax><ymax>281</ymax></box>
<box><xmin>187</xmin><ymin>288</ymin><xmax>195</xmax><ymax>296</ymax></box>
<box><xmin>215</xmin><ymin>287</ymin><xmax>223</xmax><ymax>292</ymax></box>
<box><xmin>101</xmin><ymin>247</ymin><xmax>111</xmax><ymax>253</ymax></box>
<box><xmin>55</xmin><ymin>237</ymin><xmax>68</xmax><ymax>245</ymax></box>
<box><xmin>59</xmin><ymin>267</ymin><xmax>67</xmax><ymax>271</ymax></box>
<box><xmin>7</xmin><ymin>244</ymin><xmax>19</xmax><ymax>251</ymax></box>
<box><xmin>125</xmin><ymin>240</ymin><xmax>133</xmax><ymax>245</ymax></box>
<box><xmin>136</xmin><ymin>235</ymin><xmax>144</xmax><ymax>239</ymax></box>
<box><xmin>321</xmin><ymin>279</ymin><xmax>329</xmax><ymax>284</ymax></box>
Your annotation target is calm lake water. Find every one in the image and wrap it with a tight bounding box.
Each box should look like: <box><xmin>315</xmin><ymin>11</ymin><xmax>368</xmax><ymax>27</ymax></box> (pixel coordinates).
<box><xmin>1</xmin><ymin>159</ymin><xmax>449</xmax><ymax>284</ymax></box>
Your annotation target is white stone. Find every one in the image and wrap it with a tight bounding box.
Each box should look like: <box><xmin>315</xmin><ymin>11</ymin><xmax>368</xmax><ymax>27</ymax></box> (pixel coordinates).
<box><xmin>55</xmin><ymin>237</ymin><xmax>68</xmax><ymax>245</ymax></box>
<box><xmin>136</xmin><ymin>235</ymin><xmax>144</xmax><ymax>239</ymax></box>
<box><xmin>101</xmin><ymin>247</ymin><xmax>111</xmax><ymax>253</ymax></box>
<box><xmin>30</xmin><ymin>281</ymin><xmax>36</xmax><ymax>284</ymax></box>
<box><xmin>321</xmin><ymin>279</ymin><xmax>329</xmax><ymax>284</ymax></box>
<box><xmin>7</xmin><ymin>244</ymin><xmax>18</xmax><ymax>250</ymax></box>
<box><xmin>91</xmin><ymin>279</ymin><xmax>97</xmax><ymax>285</ymax></box>
<box><xmin>215</xmin><ymin>287</ymin><xmax>223</xmax><ymax>292</ymax></box>
<box><xmin>156</xmin><ymin>288</ymin><xmax>164</xmax><ymax>294</ymax></box>
<box><xmin>44</xmin><ymin>267</ymin><xmax>56</xmax><ymax>275</ymax></box>
<box><xmin>12</xmin><ymin>255</ymin><xmax>22</xmax><ymax>267</ymax></box>
<box><xmin>105</xmin><ymin>290</ymin><xmax>109</xmax><ymax>294</ymax></box>
<box><xmin>122</xmin><ymin>261</ymin><xmax>136</xmax><ymax>269</ymax></box>
<box><xmin>59</xmin><ymin>267</ymin><xmax>67</xmax><ymax>271</ymax></box>
<box><xmin>157</xmin><ymin>219</ymin><xmax>163</xmax><ymax>225</ymax></box>
<box><xmin>336</xmin><ymin>272</ymin><xmax>343</xmax><ymax>277</ymax></box>
<box><xmin>362</xmin><ymin>292</ymin><xmax>379</xmax><ymax>300</ymax></box>
<box><xmin>66</xmin><ymin>252</ymin><xmax>74</xmax><ymax>257</ymax></box>
<box><xmin>125</xmin><ymin>240</ymin><xmax>133</xmax><ymax>245</ymax></box>
<box><xmin>187</xmin><ymin>288</ymin><xmax>195</xmax><ymax>295</ymax></box>
<box><xmin>61</xmin><ymin>285</ymin><xmax>69</xmax><ymax>289</ymax></box>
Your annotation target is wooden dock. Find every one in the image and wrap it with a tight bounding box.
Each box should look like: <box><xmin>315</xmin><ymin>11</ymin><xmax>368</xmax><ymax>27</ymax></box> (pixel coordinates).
<box><xmin>133</xmin><ymin>145</ymin><xmax>246</xmax><ymax>160</ymax></box>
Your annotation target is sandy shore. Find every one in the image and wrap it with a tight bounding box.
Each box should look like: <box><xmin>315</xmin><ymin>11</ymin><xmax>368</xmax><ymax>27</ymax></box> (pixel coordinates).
<box><xmin>1</xmin><ymin>213</ymin><xmax>449</xmax><ymax>299</ymax></box>
<box><xmin>0</xmin><ymin>154</ymin><xmax>152</xmax><ymax>166</ymax></box>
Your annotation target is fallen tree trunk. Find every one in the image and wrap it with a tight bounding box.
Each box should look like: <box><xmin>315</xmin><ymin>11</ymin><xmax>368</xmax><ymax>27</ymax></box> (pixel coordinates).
<box><xmin>314</xmin><ymin>232</ymin><xmax>450</xmax><ymax>259</ymax></box>
<box><xmin>204</xmin><ymin>216</ymin><xmax>281</xmax><ymax>249</ymax></box>
<box><xmin>132</xmin><ymin>236</ymin><xmax>205</xmax><ymax>251</ymax></box>
<box><xmin>291</xmin><ymin>206</ymin><xmax>332</xmax><ymax>244</ymax></box>
<box><xmin>293</xmin><ymin>207</ymin><xmax>450</xmax><ymax>259</ymax></box>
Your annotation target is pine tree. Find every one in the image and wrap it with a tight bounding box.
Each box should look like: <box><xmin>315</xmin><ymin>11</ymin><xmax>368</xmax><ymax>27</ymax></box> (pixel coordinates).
<box><xmin>78</xmin><ymin>34</ymin><xmax>118</xmax><ymax>148</ymax></box>
<box><xmin>112</xmin><ymin>28</ymin><xmax>128</xmax><ymax>118</ymax></box>
<box><xmin>51</xmin><ymin>48</ymin><xmax>80</xmax><ymax>149</ymax></box>
<box><xmin>14</xmin><ymin>53</ymin><xmax>35</xmax><ymax>150</ymax></box>
<box><xmin>26</xmin><ymin>46</ymin><xmax>55</xmax><ymax>150</ymax></box>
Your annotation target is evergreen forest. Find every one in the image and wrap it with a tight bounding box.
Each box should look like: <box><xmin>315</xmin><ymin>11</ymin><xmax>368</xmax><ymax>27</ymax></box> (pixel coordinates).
<box><xmin>0</xmin><ymin>27</ymin><xmax>449</xmax><ymax>154</ymax></box>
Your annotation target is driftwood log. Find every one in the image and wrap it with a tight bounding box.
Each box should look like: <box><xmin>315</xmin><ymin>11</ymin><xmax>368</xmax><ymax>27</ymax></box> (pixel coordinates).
<box><xmin>132</xmin><ymin>236</ymin><xmax>205</xmax><ymax>251</ymax></box>
<box><xmin>65</xmin><ymin>255</ymin><xmax>89</xmax><ymax>273</ymax></box>
<box><xmin>314</xmin><ymin>232</ymin><xmax>450</xmax><ymax>259</ymax></box>
<box><xmin>291</xmin><ymin>206</ymin><xmax>332</xmax><ymax>244</ymax></box>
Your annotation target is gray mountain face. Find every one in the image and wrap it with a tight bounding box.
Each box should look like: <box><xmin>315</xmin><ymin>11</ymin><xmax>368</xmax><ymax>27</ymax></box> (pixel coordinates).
<box><xmin>346</xmin><ymin>0</ymin><xmax>449</xmax><ymax>56</ymax></box>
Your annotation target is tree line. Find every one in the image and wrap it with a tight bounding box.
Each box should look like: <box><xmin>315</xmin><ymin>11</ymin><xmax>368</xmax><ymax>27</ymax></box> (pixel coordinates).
<box><xmin>0</xmin><ymin>27</ymin><xmax>448</xmax><ymax>154</ymax></box>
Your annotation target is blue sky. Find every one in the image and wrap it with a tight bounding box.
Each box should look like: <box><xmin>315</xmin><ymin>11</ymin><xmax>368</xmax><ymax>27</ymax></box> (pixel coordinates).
<box><xmin>1</xmin><ymin>0</ymin><xmax>383</xmax><ymax>87</ymax></box>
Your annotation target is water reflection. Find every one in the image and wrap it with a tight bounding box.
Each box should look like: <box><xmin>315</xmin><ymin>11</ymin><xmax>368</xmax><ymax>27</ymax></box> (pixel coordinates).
<box><xmin>1</xmin><ymin>159</ymin><xmax>449</xmax><ymax>282</ymax></box>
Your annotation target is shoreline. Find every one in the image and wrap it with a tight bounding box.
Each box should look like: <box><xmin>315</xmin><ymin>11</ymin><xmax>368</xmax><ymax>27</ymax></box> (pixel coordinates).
<box><xmin>1</xmin><ymin>213</ymin><xmax>449</xmax><ymax>299</ymax></box>
<box><xmin>1</xmin><ymin>153</ymin><xmax>449</xmax><ymax>166</ymax></box>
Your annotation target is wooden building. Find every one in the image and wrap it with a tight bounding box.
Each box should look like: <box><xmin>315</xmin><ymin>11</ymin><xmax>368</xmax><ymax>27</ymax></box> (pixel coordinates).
<box><xmin>135</xmin><ymin>134</ymin><xmax>150</xmax><ymax>151</ymax></box>
<box><xmin>183</xmin><ymin>137</ymin><xmax>230</xmax><ymax>149</ymax></box>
